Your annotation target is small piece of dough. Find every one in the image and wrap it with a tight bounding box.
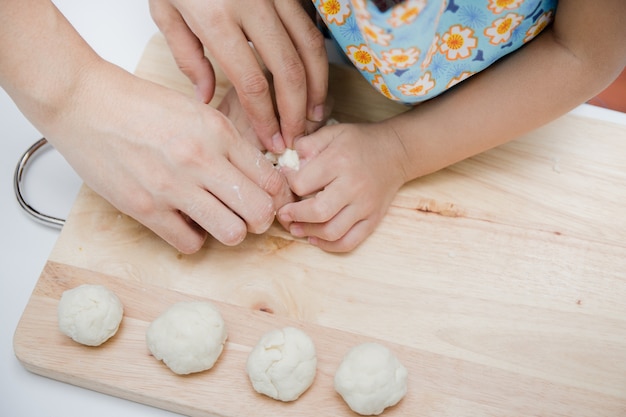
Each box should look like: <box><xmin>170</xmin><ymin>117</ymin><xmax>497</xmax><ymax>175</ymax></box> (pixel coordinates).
<box><xmin>277</xmin><ymin>149</ymin><xmax>300</xmax><ymax>170</ymax></box>
<box><xmin>57</xmin><ymin>284</ymin><xmax>124</xmax><ymax>346</ymax></box>
<box><xmin>334</xmin><ymin>343</ymin><xmax>408</xmax><ymax>415</ymax></box>
<box><xmin>246</xmin><ymin>327</ymin><xmax>317</xmax><ymax>401</ymax></box>
<box><xmin>146</xmin><ymin>301</ymin><xmax>227</xmax><ymax>375</ymax></box>
<box><xmin>265</xmin><ymin>149</ymin><xmax>300</xmax><ymax>171</ymax></box>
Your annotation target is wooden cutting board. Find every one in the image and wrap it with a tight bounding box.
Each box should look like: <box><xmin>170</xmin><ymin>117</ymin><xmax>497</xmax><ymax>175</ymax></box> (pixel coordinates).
<box><xmin>14</xmin><ymin>33</ymin><xmax>626</xmax><ymax>416</ymax></box>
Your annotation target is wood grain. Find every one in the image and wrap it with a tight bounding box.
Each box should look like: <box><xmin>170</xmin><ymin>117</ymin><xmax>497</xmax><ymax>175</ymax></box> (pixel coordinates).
<box><xmin>14</xmin><ymin>33</ymin><xmax>626</xmax><ymax>417</ymax></box>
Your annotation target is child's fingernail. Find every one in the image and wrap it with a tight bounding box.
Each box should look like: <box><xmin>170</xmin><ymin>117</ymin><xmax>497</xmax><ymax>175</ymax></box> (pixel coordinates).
<box><xmin>290</xmin><ymin>224</ymin><xmax>305</xmax><ymax>237</ymax></box>
<box><xmin>272</xmin><ymin>132</ymin><xmax>285</xmax><ymax>153</ymax></box>
<box><xmin>278</xmin><ymin>211</ymin><xmax>292</xmax><ymax>223</ymax></box>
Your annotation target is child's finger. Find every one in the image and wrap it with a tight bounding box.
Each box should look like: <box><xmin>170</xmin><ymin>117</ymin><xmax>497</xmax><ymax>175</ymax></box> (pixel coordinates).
<box><xmin>308</xmin><ymin>218</ymin><xmax>375</xmax><ymax>253</ymax></box>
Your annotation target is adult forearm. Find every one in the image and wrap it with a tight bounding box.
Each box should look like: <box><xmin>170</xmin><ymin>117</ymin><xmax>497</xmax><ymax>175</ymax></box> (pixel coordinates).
<box><xmin>0</xmin><ymin>0</ymin><xmax>102</xmax><ymax>131</ymax></box>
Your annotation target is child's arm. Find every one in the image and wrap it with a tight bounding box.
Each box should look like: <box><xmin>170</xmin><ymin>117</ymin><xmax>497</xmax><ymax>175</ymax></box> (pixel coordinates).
<box><xmin>278</xmin><ymin>0</ymin><xmax>626</xmax><ymax>252</ymax></box>
<box><xmin>389</xmin><ymin>0</ymin><xmax>626</xmax><ymax>181</ymax></box>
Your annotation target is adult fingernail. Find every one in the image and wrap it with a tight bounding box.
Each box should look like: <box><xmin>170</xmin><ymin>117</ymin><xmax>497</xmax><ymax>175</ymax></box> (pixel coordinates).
<box><xmin>272</xmin><ymin>132</ymin><xmax>285</xmax><ymax>153</ymax></box>
<box><xmin>311</xmin><ymin>104</ymin><xmax>325</xmax><ymax>122</ymax></box>
<box><xmin>193</xmin><ymin>84</ymin><xmax>208</xmax><ymax>103</ymax></box>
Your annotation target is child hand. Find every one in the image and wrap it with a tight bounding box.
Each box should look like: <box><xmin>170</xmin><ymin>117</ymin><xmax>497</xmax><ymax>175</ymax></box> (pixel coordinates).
<box><xmin>277</xmin><ymin>122</ymin><xmax>408</xmax><ymax>252</ymax></box>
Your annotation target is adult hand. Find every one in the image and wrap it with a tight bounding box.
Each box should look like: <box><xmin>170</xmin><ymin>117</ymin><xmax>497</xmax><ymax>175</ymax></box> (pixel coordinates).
<box><xmin>1</xmin><ymin>0</ymin><xmax>293</xmax><ymax>254</ymax></box>
<box><xmin>149</xmin><ymin>0</ymin><xmax>328</xmax><ymax>153</ymax></box>
<box><xmin>217</xmin><ymin>85</ymin><xmax>333</xmax><ymax>151</ymax></box>
<box><xmin>50</xmin><ymin>63</ymin><xmax>293</xmax><ymax>254</ymax></box>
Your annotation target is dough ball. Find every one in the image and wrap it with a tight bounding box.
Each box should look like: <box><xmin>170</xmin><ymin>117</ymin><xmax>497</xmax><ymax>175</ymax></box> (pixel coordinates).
<box><xmin>334</xmin><ymin>342</ymin><xmax>408</xmax><ymax>415</ymax></box>
<box><xmin>146</xmin><ymin>301</ymin><xmax>227</xmax><ymax>375</ymax></box>
<box><xmin>246</xmin><ymin>326</ymin><xmax>317</xmax><ymax>401</ymax></box>
<box><xmin>57</xmin><ymin>284</ymin><xmax>124</xmax><ymax>346</ymax></box>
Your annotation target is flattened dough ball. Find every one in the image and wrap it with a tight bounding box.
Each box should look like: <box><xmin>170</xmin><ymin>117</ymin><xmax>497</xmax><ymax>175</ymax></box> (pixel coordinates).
<box><xmin>146</xmin><ymin>301</ymin><xmax>227</xmax><ymax>375</ymax></box>
<box><xmin>334</xmin><ymin>342</ymin><xmax>408</xmax><ymax>415</ymax></box>
<box><xmin>57</xmin><ymin>284</ymin><xmax>124</xmax><ymax>346</ymax></box>
<box><xmin>246</xmin><ymin>327</ymin><xmax>317</xmax><ymax>401</ymax></box>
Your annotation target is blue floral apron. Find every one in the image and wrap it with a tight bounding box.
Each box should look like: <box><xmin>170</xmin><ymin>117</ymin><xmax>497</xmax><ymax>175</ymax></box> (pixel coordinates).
<box><xmin>313</xmin><ymin>0</ymin><xmax>558</xmax><ymax>103</ymax></box>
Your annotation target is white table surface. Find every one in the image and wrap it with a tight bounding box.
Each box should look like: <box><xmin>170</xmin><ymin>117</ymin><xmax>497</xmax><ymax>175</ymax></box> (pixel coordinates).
<box><xmin>1</xmin><ymin>2</ymin><xmax>625</xmax><ymax>416</ymax></box>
